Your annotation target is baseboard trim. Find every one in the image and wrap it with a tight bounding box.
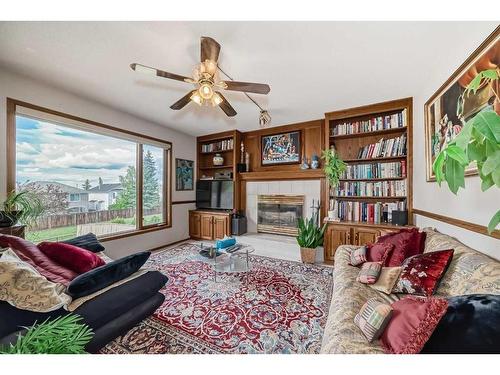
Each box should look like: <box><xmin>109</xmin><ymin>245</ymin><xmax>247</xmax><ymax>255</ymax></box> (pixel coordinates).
<box><xmin>148</xmin><ymin>237</ymin><xmax>191</xmax><ymax>253</ymax></box>
<box><xmin>413</xmin><ymin>208</ymin><xmax>500</xmax><ymax>240</ymax></box>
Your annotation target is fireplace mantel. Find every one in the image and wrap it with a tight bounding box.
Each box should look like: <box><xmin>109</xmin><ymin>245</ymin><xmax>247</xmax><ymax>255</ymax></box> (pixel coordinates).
<box><xmin>240</xmin><ymin>169</ymin><xmax>324</xmax><ymax>181</ymax></box>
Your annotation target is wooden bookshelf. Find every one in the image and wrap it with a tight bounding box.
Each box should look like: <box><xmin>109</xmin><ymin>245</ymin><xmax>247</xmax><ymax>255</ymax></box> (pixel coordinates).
<box><xmin>322</xmin><ymin>98</ymin><xmax>413</xmax><ymax>263</ymax></box>
<box><xmin>196</xmin><ymin>130</ymin><xmax>242</xmax><ymax>210</ymax></box>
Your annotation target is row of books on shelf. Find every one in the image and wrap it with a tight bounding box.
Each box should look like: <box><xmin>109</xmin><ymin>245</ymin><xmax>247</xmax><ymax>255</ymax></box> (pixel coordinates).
<box><xmin>356</xmin><ymin>134</ymin><xmax>406</xmax><ymax>159</ymax></box>
<box><xmin>334</xmin><ymin>180</ymin><xmax>407</xmax><ymax>197</ymax></box>
<box><xmin>331</xmin><ymin>109</ymin><xmax>407</xmax><ymax>136</ymax></box>
<box><xmin>201</xmin><ymin>138</ymin><xmax>234</xmax><ymax>153</ymax></box>
<box><xmin>331</xmin><ymin>200</ymin><xmax>407</xmax><ymax>224</ymax></box>
<box><xmin>342</xmin><ymin>161</ymin><xmax>406</xmax><ymax>179</ymax></box>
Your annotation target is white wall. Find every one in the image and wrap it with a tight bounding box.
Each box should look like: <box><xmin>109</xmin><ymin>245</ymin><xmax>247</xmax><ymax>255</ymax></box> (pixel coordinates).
<box><xmin>0</xmin><ymin>69</ymin><xmax>196</xmax><ymax>259</ymax></box>
<box><xmin>412</xmin><ymin>24</ymin><xmax>500</xmax><ymax>260</ymax></box>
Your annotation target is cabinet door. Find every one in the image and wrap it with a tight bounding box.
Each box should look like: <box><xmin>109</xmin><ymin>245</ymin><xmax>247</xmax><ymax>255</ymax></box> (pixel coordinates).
<box><xmin>189</xmin><ymin>212</ymin><xmax>201</xmax><ymax>239</ymax></box>
<box><xmin>200</xmin><ymin>214</ymin><xmax>214</xmax><ymax>240</ymax></box>
<box><xmin>324</xmin><ymin>224</ymin><xmax>351</xmax><ymax>262</ymax></box>
<box><xmin>213</xmin><ymin>216</ymin><xmax>229</xmax><ymax>240</ymax></box>
<box><xmin>353</xmin><ymin>227</ymin><xmax>380</xmax><ymax>246</ymax></box>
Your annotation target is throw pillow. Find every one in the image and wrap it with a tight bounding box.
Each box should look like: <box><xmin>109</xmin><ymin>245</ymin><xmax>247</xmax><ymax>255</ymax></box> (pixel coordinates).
<box><xmin>357</xmin><ymin>262</ymin><xmax>382</xmax><ymax>284</ymax></box>
<box><xmin>369</xmin><ymin>267</ymin><xmax>402</xmax><ymax>294</ymax></box>
<box><xmin>350</xmin><ymin>246</ymin><xmax>367</xmax><ymax>266</ymax></box>
<box><xmin>354</xmin><ymin>298</ymin><xmax>393</xmax><ymax>342</ymax></box>
<box><xmin>376</xmin><ymin>228</ymin><xmax>426</xmax><ymax>266</ymax></box>
<box><xmin>38</xmin><ymin>241</ymin><xmax>105</xmax><ymax>274</ymax></box>
<box><xmin>366</xmin><ymin>242</ymin><xmax>394</xmax><ymax>265</ymax></box>
<box><xmin>0</xmin><ymin>249</ymin><xmax>71</xmax><ymax>312</ymax></box>
<box><xmin>380</xmin><ymin>296</ymin><xmax>448</xmax><ymax>354</ymax></box>
<box><xmin>392</xmin><ymin>249</ymin><xmax>454</xmax><ymax>296</ymax></box>
<box><xmin>0</xmin><ymin>234</ymin><xmax>76</xmax><ymax>285</ymax></box>
<box><xmin>67</xmin><ymin>251</ymin><xmax>151</xmax><ymax>299</ymax></box>
<box><xmin>62</xmin><ymin>233</ymin><xmax>105</xmax><ymax>253</ymax></box>
<box><xmin>422</xmin><ymin>294</ymin><xmax>500</xmax><ymax>354</ymax></box>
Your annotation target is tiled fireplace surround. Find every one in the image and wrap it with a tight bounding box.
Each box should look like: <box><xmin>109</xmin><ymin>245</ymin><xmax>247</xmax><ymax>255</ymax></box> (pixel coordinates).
<box><xmin>245</xmin><ymin>180</ymin><xmax>322</xmax><ymax>233</ymax></box>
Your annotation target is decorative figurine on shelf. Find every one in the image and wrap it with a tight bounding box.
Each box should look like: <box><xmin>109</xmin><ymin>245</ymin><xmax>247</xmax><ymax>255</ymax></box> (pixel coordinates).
<box><xmin>311</xmin><ymin>154</ymin><xmax>320</xmax><ymax>169</ymax></box>
<box><xmin>213</xmin><ymin>153</ymin><xmax>224</xmax><ymax>166</ymax></box>
<box><xmin>245</xmin><ymin>152</ymin><xmax>250</xmax><ymax>172</ymax></box>
<box><xmin>240</xmin><ymin>141</ymin><xmax>245</xmax><ymax>164</ymax></box>
<box><xmin>300</xmin><ymin>157</ymin><xmax>310</xmax><ymax>169</ymax></box>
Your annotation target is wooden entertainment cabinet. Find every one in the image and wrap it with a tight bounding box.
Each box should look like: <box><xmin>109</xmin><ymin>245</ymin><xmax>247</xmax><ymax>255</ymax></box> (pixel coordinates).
<box><xmin>189</xmin><ymin>210</ymin><xmax>232</xmax><ymax>241</ymax></box>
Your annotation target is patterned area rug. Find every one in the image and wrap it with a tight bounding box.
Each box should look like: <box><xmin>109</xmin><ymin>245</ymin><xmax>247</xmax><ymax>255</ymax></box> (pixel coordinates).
<box><xmin>101</xmin><ymin>242</ymin><xmax>333</xmax><ymax>354</ymax></box>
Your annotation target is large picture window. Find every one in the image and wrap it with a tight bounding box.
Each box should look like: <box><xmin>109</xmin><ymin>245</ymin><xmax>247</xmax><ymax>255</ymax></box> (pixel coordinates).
<box><xmin>7</xmin><ymin>99</ymin><xmax>172</xmax><ymax>242</ymax></box>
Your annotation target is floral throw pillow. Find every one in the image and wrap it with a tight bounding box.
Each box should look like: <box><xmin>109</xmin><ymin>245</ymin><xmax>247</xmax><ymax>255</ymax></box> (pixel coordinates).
<box><xmin>357</xmin><ymin>262</ymin><xmax>382</xmax><ymax>284</ymax></box>
<box><xmin>393</xmin><ymin>249</ymin><xmax>454</xmax><ymax>296</ymax></box>
<box><xmin>350</xmin><ymin>246</ymin><xmax>367</xmax><ymax>266</ymax></box>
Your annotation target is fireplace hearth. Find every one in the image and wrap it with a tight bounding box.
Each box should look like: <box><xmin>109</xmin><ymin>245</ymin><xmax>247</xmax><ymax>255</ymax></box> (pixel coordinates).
<box><xmin>257</xmin><ymin>195</ymin><xmax>304</xmax><ymax>236</ymax></box>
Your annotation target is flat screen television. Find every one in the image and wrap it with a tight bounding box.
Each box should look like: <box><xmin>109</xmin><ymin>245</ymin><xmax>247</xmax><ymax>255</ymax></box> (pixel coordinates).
<box><xmin>196</xmin><ymin>180</ymin><xmax>234</xmax><ymax>210</ymax></box>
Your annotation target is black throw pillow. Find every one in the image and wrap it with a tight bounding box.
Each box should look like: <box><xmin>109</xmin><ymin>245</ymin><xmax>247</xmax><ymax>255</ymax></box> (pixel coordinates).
<box><xmin>422</xmin><ymin>294</ymin><xmax>500</xmax><ymax>354</ymax></box>
<box><xmin>62</xmin><ymin>233</ymin><xmax>105</xmax><ymax>253</ymax></box>
<box><xmin>67</xmin><ymin>251</ymin><xmax>151</xmax><ymax>299</ymax></box>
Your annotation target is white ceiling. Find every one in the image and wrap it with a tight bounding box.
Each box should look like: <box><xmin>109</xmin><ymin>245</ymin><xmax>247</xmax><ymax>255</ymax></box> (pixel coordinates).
<box><xmin>0</xmin><ymin>21</ymin><xmax>497</xmax><ymax>136</ymax></box>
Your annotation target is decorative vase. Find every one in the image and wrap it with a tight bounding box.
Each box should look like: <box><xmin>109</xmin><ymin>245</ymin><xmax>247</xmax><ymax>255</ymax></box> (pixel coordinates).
<box><xmin>300</xmin><ymin>157</ymin><xmax>310</xmax><ymax>169</ymax></box>
<box><xmin>311</xmin><ymin>155</ymin><xmax>319</xmax><ymax>169</ymax></box>
<box><xmin>300</xmin><ymin>247</ymin><xmax>316</xmax><ymax>264</ymax></box>
<box><xmin>213</xmin><ymin>153</ymin><xmax>224</xmax><ymax>166</ymax></box>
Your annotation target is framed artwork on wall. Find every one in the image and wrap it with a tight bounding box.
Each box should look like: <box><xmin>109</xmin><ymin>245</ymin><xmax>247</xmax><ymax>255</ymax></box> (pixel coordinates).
<box><xmin>261</xmin><ymin>130</ymin><xmax>301</xmax><ymax>166</ymax></box>
<box><xmin>424</xmin><ymin>26</ymin><xmax>499</xmax><ymax>181</ymax></box>
<box><xmin>175</xmin><ymin>158</ymin><xmax>194</xmax><ymax>191</ymax></box>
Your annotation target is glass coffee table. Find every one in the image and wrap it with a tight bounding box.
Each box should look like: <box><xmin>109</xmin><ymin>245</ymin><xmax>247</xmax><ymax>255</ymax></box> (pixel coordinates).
<box><xmin>212</xmin><ymin>243</ymin><xmax>254</xmax><ymax>284</ymax></box>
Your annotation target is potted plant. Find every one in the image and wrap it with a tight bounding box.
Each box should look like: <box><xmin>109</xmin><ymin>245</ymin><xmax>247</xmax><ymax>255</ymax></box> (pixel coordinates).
<box><xmin>296</xmin><ymin>210</ymin><xmax>326</xmax><ymax>264</ymax></box>
<box><xmin>433</xmin><ymin>67</ymin><xmax>500</xmax><ymax>233</ymax></box>
<box><xmin>0</xmin><ymin>314</ymin><xmax>93</xmax><ymax>354</ymax></box>
<box><xmin>322</xmin><ymin>147</ymin><xmax>347</xmax><ymax>220</ymax></box>
<box><xmin>0</xmin><ymin>190</ymin><xmax>44</xmax><ymax>228</ymax></box>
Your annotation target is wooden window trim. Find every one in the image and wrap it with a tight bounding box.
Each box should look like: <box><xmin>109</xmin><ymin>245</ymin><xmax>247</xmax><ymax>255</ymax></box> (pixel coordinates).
<box><xmin>6</xmin><ymin>98</ymin><xmax>173</xmax><ymax>242</ymax></box>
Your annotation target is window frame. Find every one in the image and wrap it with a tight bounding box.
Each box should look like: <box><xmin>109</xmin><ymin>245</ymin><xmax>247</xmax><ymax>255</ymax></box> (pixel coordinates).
<box><xmin>6</xmin><ymin>98</ymin><xmax>173</xmax><ymax>242</ymax></box>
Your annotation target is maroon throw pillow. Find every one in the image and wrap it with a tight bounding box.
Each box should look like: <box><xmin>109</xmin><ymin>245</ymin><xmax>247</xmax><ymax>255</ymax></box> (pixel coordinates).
<box><xmin>0</xmin><ymin>234</ymin><xmax>77</xmax><ymax>285</ymax></box>
<box><xmin>392</xmin><ymin>249</ymin><xmax>454</xmax><ymax>296</ymax></box>
<box><xmin>38</xmin><ymin>241</ymin><xmax>106</xmax><ymax>274</ymax></box>
<box><xmin>377</xmin><ymin>228</ymin><xmax>426</xmax><ymax>266</ymax></box>
<box><xmin>366</xmin><ymin>242</ymin><xmax>394</xmax><ymax>266</ymax></box>
<box><xmin>381</xmin><ymin>296</ymin><xmax>448</xmax><ymax>354</ymax></box>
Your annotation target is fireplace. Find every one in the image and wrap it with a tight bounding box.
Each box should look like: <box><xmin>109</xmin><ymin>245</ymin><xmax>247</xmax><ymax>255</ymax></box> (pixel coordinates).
<box><xmin>257</xmin><ymin>195</ymin><xmax>304</xmax><ymax>236</ymax></box>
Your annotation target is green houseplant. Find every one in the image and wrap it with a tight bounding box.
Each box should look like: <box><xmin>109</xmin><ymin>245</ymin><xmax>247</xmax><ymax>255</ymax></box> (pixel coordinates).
<box><xmin>0</xmin><ymin>190</ymin><xmax>44</xmax><ymax>228</ymax></box>
<box><xmin>0</xmin><ymin>314</ymin><xmax>94</xmax><ymax>354</ymax></box>
<box><xmin>322</xmin><ymin>148</ymin><xmax>347</xmax><ymax>220</ymax></box>
<box><xmin>296</xmin><ymin>209</ymin><xmax>326</xmax><ymax>264</ymax></box>
<box><xmin>433</xmin><ymin>68</ymin><xmax>500</xmax><ymax>233</ymax></box>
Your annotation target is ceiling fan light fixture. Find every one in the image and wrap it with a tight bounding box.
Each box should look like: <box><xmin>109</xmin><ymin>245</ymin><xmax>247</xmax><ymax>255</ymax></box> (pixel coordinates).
<box><xmin>199</xmin><ymin>82</ymin><xmax>214</xmax><ymax>100</ymax></box>
<box><xmin>190</xmin><ymin>91</ymin><xmax>203</xmax><ymax>106</ymax></box>
<box><xmin>211</xmin><ymin>92</ymin><xmax>223</xmax><ymax>107</ymax></box>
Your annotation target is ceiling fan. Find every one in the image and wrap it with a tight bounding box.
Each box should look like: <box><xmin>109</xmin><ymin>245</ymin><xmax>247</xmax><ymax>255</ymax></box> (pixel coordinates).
<box><xmin>130</xmin><ymin>36</ymin><xmax>270</xmax><ymax>117</ymax></box>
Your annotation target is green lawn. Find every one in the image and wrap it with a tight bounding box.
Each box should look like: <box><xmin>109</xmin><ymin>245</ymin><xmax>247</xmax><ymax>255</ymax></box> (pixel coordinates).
<box><xmin>26</xmin><ymin>214</ymin><xmax>162</xmax><ymax>243</ymax></box>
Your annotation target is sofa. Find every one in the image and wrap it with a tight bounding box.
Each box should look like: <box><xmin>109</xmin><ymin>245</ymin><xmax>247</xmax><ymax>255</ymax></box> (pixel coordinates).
<box><xmin>320</xmin><ymin>227</ymin><xmax>500</xmax><ymax>354</ymax></box>
<box><xmin>0</xmin><ymin>235</ymin><xmax>168</xmax><ymax>353</ymax></box>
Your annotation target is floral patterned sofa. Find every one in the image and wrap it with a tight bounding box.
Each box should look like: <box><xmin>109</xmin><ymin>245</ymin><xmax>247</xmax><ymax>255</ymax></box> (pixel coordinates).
<box><xmin>320</xmin><ymin>227</ymin><xmax>500</xmax><ymax>354</ymax></box>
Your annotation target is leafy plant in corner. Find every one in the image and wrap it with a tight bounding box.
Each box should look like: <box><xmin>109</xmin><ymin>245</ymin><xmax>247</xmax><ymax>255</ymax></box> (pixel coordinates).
<box><xmin>0</xmin><ymin>190</ymin><xmax>44</xmax><ymax>228</ymax></box>
<box><xmin>433</xmin><ymin>68</ymin><xmax>500</xmax><ymax>233</ymax></box>
<box><xmin>296</xmin><ymin>207</ymin><xmax>326</xmax><ymax>249</ymax></box>
<box><xmin>322</xmin><ymin>148</ymin><xmax>347</xmax><ymax>188</ymax></box>
<box><xmin>0</xmin><ymin>314</ymin><xmax>94</xmax><ymax>354</ymax></box>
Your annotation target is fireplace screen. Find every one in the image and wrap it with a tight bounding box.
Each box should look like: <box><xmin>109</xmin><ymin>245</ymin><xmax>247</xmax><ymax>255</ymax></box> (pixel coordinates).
<box><xmin>257</xmin><ymin>195</ymin><xmax>304</xmax><ymax>236</ymax></box>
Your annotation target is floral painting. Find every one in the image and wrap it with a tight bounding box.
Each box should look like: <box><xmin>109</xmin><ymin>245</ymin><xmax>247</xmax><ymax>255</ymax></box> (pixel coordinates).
<box><xmin>425</xmin><ymin>29</ymin><xmax>499</xmax><ymax>181</ymax></box>
<box><xmin>261</xmin><ymin>131</ymin><xmax>301</xmax><ymax>166</ymax></box>
<box><xmin>175</xmin><ymin>158</ymin><xmax>194</xmax><ymax>191</ymax></box>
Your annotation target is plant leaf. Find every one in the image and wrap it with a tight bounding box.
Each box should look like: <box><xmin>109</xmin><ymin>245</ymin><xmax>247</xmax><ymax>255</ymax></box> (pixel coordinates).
<box><xmin>432</xmin><ymin>151</ymin><xmax>446</xmax><ymax>184</ymax></box>
<box><xmin>453</xmin><ymin>118</ymin><xmax>473</xmax><ymax>150</ymax></box>
<box><xmin>487</xmin><ymin>210</ymin><xmax>500</xmax><ymax>234</ymax></box>
<box><xmin>481</xmin><ymin>69</ymin><xmax>499</xmax><ymax>80</ymax></box>
<box><xmin>445</xmin><ymin>145</ymin><xmax>469</xmax><ymax>166</ymax></box>
<box><xmin>492</xmin><ymin>168</ymin><xmax>500</xmax><ymax>188</ymax></box>
<box><xmin>482</xmin><ymin>150</ymin><xmax>500</xmax><ymax>176</ymax></box>
<box><xmin>481</xmin><ymin>173</ymin><xmax>494</xmax><ymax>191</ymax></box>
<box><xmin>473</xmin><ymin>111</ymin><xmax>500</xmax><ymax>143</ymax></box>
<box><xmin>444</xmin><ymin>157</ymin><xmax>465</xmax><ymax>194</ymax></box>
<box><xmin>467</xmin><ymin>142</ymin><xmax>486</xmax><ymax>162</ymax></box>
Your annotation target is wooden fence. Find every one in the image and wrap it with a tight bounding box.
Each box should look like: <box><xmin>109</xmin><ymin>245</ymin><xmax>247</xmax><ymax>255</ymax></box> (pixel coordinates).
<box><xmin>30</xmin><ymin>207</ymin><xmax>161</xmax><ymax>231</ymax></box>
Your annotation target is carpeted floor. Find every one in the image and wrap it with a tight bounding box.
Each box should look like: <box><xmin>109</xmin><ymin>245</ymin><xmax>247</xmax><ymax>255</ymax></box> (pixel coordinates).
<box><xmin>101</xmin><ymin>242</ymin><xmax>334</xmax><ymax>354</ymax></box>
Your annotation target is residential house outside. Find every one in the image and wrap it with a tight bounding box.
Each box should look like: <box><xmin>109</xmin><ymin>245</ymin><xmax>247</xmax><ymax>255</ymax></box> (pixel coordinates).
<box><xmin>34</xmin><ymin>181</ymin><xmax>90</xmax><ymax>213</ymax></box>
<box><xmin>88</xmin><ymin>183</ymin><xmax>123</xmax><ymax>211</ymax></box>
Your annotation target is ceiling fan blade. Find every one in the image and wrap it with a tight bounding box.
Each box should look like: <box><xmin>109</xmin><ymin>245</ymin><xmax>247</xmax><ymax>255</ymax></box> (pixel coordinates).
<box><xmin>216</xmin><ymin>92</ymin><xmax>237</xmax><ymax>117</ymax></box>
<box><xmin>130</xmin><ymin>63</ymin><xmax>191</xmax><ymax>83</ymax></box>
<box><xmin>222</xmin><ymin>80</ymin><xmax>270</xmax><ymax>95</ymax></box>
<box><xmin>201</xmin><ymin>36</ymin><xmax>221</xmax><ymax>63</ymax></box>
<box><xmin>170</xmin><ymin>91</ymin><xmax>196</xmax><ymax>110</ymax></box>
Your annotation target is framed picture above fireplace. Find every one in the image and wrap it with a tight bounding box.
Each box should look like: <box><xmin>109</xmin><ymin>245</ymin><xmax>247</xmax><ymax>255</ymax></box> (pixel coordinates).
<box><xmin>261</xmin><ymin>130</ymin><xmax>301</xmax><ymax>166</ymax></box>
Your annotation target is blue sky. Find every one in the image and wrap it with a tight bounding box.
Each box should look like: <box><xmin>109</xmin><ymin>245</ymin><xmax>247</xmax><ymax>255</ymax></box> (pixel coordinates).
<box><xmin>16</xmin><ymin>116</ymin><xmax>162</xmax><ymax>189</ymax></box>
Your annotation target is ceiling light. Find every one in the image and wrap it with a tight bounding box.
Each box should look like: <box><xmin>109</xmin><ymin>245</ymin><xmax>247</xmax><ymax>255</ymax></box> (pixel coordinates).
<box><xmin>190</xmin><ymin>91</ymin><xmax>203</xmax><ymax>106</ymax></box>
<box><xmin>131</xmin><ymin>63</ymin><xmax>156</xmax><ymax>75</ymax></box>
<box><xmin>212</xmin><ymin>93</ymin><xmax>223</xmax><ymax>106</ymax></box>
<box><xmin>199</xmin><ymin>83</ymin><xmax>214</xmax><ymax>100</ymax></box>
<box><xmin>259</xmin><ymin>110</ymin><xmax>271</xmax><ymax>127</ymax></box>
